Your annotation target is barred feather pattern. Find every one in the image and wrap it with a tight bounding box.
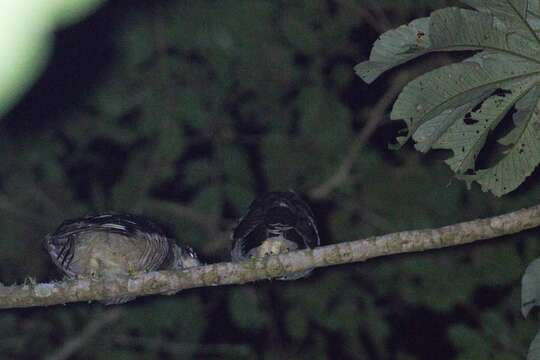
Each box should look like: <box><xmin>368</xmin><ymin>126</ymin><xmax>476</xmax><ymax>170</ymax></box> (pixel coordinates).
<box><xmin>44</xmin><ymin>214</ymin><xmax>173</xmax><ymax>278</ymax></box>
<box><xmin>231</xmin><ymin>191</ymin><xmax>320</xmax><ymax>280</ymax></box>
<box><xmin>44</xmin><ymin>213</ymin><xmax>204</xmax><ymax>304</ymax></box>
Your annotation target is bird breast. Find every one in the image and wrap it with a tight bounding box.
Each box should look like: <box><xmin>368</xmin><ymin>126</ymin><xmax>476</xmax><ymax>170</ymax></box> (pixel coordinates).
<box><xmin>71</xmin><ymin>232</ymin><xmax>157</xmax><ymax>276</ymax></box>
<box><xmin>249</xmin><ymin>235</ymin><xmax>298</xmax><ymax>258</ymax></box>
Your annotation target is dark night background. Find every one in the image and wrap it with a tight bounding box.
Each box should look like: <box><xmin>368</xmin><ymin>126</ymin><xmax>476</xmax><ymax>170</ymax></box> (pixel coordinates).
<box><xmin>1</xmin><ymin>0</ymin><xmax>539</xmax><ymax>359</ymax></box>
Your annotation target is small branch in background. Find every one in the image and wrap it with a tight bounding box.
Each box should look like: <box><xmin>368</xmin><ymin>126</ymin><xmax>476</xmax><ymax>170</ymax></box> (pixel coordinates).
<box><xmin>310</xmin><ymin>56</ymin><xmax>454</xmax><ymax>200</ymax></box>
<box><xmin>2</xmin><ymin>203</ymin><xmax>540</xmax><ymax>309</ymax></box>
<box><xmin>44</xmin><ymin>309</ymin><xmax>122</xmax><ymax>360</ymax></box>
<box><xmin>310</xmin><ymin>72</ymin><xmax>411</xmax><ymax>200</ymax></box>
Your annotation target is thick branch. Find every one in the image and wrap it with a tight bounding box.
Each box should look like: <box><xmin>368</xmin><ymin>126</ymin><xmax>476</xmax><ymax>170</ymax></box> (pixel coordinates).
<box><xmin>2</xmin><ymin>204</ymin><xmax>540</xmax><ymax>309</ymax></box>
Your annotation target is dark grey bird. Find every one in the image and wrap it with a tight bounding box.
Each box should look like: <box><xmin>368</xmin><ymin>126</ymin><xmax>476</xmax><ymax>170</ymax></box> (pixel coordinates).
<box><xmin>44</xmin><ymin>213</ymin><xmax>201</xmax><ymax>304</ymax></box>
<box><xmin>231</xmin><ymin>191</ymin><xmax>320</xmax><ymax>280</ymax></box>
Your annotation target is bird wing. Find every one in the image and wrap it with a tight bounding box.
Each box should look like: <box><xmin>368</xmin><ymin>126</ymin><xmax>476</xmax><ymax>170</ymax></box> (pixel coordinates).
<box><xmin>285</xmin><ymin>192</ymin><xmax>320</xmax><ymax>249</ymax></box>
<box><xmin>44</xmin><ymin>213</ymin><xmax>171</xmax><ymax>277</ymax></box>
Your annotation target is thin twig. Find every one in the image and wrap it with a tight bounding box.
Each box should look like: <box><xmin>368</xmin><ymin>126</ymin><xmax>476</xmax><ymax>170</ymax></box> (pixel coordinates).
<box><xmin>2</xmin><ymin>203</ymin><xmax>540</xmax><ymax>308</ymax></box>
<box><xmin>310</xmin><ymin>56</ymin><xmax>454</xmax><ymax>200</ymax></box>
<box><xmin>310</xmin><ymin>72</ymin><xmax>411</xmax><ymax>199</ymax></box>
<box><xmin>44</xmin><ymin>309</ymin><xmax>122</xmax><ymax>360</ymax></box>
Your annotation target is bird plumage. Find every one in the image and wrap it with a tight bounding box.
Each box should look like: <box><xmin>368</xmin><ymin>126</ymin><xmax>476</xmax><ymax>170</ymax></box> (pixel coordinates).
<box><xmin>44</xmin><ymin>213</ymin><xmax>201</xmax><ymax>304</ymax></box>
<box><xmin>231</xmin><ymin>191</ymin><xmax>320</xmax><ymax>280</ymax></box>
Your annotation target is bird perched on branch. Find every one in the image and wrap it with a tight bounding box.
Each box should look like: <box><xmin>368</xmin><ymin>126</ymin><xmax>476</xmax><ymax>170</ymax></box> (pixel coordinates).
<box><xmin>44</xmin><ymin>213</ymin><xmax>201</xmax><ymax>304</ymax></box>
<box><xmin>231</xmin><ymin>191</ymin><xmax>320</xmax><ymax>280</ymax></box>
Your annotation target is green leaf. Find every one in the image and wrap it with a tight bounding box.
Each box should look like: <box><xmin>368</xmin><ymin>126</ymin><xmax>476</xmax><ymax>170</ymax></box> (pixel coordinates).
<box><xmin>354</xmin><ymin>16</ymin><xmax>431</xmax><ymax>83</ymax></box>
<box><xmin>462</xmin><ymin>0</ymin><xmax>539</xmax><ymax>42</ymax></box>
<box><xmin>522</xmin><ymin>257</ymin><xmax>540</xmax><ymax>318</ymax></box>
<box><xmin>356</xmin><ymin>7</ymin><xmax>539</xmax><ymax>83</ymax></box>
<box><xmin>529</xmin><ymin>327</ymin><xmax>540</xmax><ymax>360</ymax></box>
<box><xmin>394</xmin><ymin>52</ymin><xmax>539</xmax><ymax>146</ymax></box>
<box><xmin>461</xmin><ymin>85</ymin><xmax>540</xmax><ymax>196</ymax></box>
<box><xmin>433</xmin><ymin>78</ymin><xmax>534</xmax><ymax>173</ymax></box>
<box><xmin>356</xmin><ymin>3</ymin><xmax>540</xmax><ymax>196</ymax></box>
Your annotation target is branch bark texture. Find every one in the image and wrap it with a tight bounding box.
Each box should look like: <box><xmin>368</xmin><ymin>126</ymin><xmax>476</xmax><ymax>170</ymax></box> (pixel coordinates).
<box><xmin>2</xmin><ymin>204</ymin><xmax>540</xmax><ymax>309</ymax></box>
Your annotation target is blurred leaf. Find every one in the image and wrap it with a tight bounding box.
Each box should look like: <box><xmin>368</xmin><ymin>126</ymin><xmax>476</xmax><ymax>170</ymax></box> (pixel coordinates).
<box><xmin>391</xmin><ymin>256</ymin><xmax>477</xmax><ymax>311</ymax></box>
<box><xmin>50</xmin><ymin>0</ymin><xmax>106</xmax><ymax>28</ymax></box>
<box><xmin>222</xmin><ymin>144</ymin><xmax>253</xmax><ymax>189</ymax></box>
<box><xmin>522</xmin><ymin>257</ymin><xmax>540</xmax><ymax>318</ymax></box>
<box><xmin>124</xmin><ymin>296</ymin><xmax>205</xmax><ymax>342</ymax></box>
<box><xmin>449</xmin><ymin>324</ymin><xmax>491</xmax><ymax>360</ymax></box>
<box><xmin>115</xmin><ymin>7</ymin><xmax>154</xmax><ymax>67</ymax></box>
<box><xmin>286</xmin><ymin>306</ymin><xmax>309</xmax><ymax>341</ymax></box>
<box><xmin>176</xmin><ymin>89</ymin><xmax>210</xmax><ymax>129</ymax></box>
<box><xmin>0</xmin><ymin>0</ymin><xmax>105</xmax><ymax>117</ymax></box>
<box><xmin>224</xmin><ymin>184</ymin><xmax>253</xmax><ymax>214</ymax></box>
<box><xmin>281</xmin><ymin>13</ymin><xmax>319</xmax><ymax>54</ymax></box>
<box><xmin>192</xmin><ymin>186</ymin><xmax>222</xmax><ymax>215</ymax></box>
<box><xmin>228</xmin><ymin>287</ymin><xmax>268</xmax><ymax>331</ymax></box>
<box><xmin>183</xmin><ymin>159</ymin><xmax>215</xmax><ymax>187</ymax></box>
<box><xmin>111</xmin><ymin>145</ymin><xmax>153</xmax><ymax>209</ymax></box>
<box><xmin>529</xmin><ymin>327</ymin><xmax>540</xmax><ymax>360</ymax></box>
<box><xmin>472</xmin><ymin>243</ymin><xmax>522</xmax><ymax>286</ymax></box>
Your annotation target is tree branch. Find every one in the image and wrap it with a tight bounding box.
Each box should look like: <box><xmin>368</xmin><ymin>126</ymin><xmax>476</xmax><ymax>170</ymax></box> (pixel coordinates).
<box><xmin>2</xmin><ymin>204</ymin><xmax>540</xmax><ymax>309</ymax></box>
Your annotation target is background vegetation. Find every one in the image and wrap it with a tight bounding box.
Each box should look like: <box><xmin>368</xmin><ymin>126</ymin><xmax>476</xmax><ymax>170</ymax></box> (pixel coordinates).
<box><xmin>1</xmin><ymin>0</ymin><xmax>539</xmax><ymax>359</ymax></box>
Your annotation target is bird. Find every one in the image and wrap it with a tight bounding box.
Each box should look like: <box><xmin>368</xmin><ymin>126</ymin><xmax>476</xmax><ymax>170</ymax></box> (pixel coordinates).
<box><xmin>44</xmin><ymin>213</ymin><xmax>201</xmax><ymax>304</ymax></box>
<box><xmin>231</xmin><ymin>191</ymin><xmax>320</xmax><ymax>280</ymax></box>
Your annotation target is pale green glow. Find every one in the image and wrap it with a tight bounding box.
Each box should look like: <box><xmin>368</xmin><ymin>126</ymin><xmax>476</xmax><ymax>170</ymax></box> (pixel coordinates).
<box><xmin>0</xmin><ymin>0</ymin><xmax>106</xmax><ymax>118</ymax></box>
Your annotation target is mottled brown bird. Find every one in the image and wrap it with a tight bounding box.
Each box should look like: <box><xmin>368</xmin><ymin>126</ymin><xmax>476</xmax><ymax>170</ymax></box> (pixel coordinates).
<box><xmin>231</xmin><ymin>191</ymin><xmax>320</xmax><ymax>280</ymax></box>
<box><xmin>44</xmin><ymin>213</ymin><xmax>201</xmax><ymax>304</ymax></box>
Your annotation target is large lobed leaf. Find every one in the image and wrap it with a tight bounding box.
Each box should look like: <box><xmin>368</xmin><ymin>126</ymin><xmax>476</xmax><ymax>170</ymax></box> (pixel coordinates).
<box><xmin>356</xmin><ymin>1</ymin><xmax>540</xmax><ymax>196</ymax></box>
